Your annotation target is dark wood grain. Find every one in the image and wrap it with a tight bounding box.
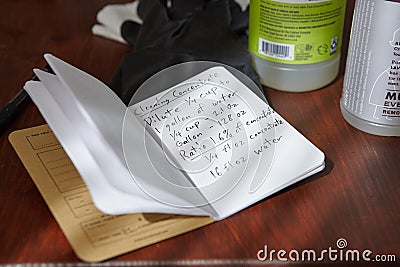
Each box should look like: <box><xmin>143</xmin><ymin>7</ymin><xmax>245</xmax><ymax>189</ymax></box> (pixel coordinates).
<box><xmin>0</xmin><ymin>0</ymin><xmax>399</xmax><ymax>266</ymax></box>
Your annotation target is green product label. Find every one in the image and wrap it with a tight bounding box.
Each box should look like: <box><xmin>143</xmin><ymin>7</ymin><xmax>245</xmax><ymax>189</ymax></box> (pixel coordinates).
<box><xmin>249</xmin><ymin>0</ymin><xmax>346</xmax><ymax>64</ymax></box>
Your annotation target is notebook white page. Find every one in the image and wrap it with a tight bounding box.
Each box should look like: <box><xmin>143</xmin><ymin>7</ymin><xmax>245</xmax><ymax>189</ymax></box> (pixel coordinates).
<box><xmin>24</xmin><ymin>54</ymin><xmax>324</xmax><ymax>220</ymax></box>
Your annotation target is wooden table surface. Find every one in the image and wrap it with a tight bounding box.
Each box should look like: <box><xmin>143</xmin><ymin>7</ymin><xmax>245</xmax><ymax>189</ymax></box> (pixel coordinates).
<box><xmin>0</xmin><ymin>0</ymin><xmax>399</xmax><ymax>266</ymax></box>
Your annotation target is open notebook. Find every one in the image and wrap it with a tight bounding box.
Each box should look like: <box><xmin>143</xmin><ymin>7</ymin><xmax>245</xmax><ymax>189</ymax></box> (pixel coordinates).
<box><xmin>24</xmin><ymin>54</ymin><xmax>325</xmax><ymax>220</ymax></box>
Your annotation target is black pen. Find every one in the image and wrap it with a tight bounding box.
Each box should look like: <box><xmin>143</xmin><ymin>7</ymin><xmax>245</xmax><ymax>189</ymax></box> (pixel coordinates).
<box><xmin>0</xmin><ymin>64</ymin><xmax>53</xmax><ymax>133</ymax></box>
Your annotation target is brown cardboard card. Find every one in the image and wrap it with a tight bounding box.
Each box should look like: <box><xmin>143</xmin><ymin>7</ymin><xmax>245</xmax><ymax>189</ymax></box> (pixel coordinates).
<box><xmin>9</xmin><ymin>124</ymin><xmax>214</xmax><ymax>262</ymax></box>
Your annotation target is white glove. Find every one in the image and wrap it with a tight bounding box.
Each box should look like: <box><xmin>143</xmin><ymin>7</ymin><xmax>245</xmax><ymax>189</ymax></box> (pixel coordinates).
<box><xmin>91</xmin><ymin>1</ymin><xmax>142</xmax><ymax>44</ymax></box>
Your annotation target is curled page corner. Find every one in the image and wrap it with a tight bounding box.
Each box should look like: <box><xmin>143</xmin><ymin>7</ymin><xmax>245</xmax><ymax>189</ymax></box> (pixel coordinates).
<box><xmin>25</xmin><ymin>54</ymin><xmax>214</xmax><ymax>217</ymax></box>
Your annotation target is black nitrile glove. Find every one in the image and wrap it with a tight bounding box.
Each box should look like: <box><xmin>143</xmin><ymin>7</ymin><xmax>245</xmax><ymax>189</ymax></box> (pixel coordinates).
<box><xmin>110</xmin><ymin>0</ymin><xmax>264</xmax><ymax>105</ymax></box>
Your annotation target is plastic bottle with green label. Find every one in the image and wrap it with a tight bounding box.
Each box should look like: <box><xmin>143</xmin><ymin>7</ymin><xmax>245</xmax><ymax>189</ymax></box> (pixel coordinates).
<box><xmin>248</xmin><ymin>0</ymin><xmax>346</xmax><ymax>92</ymax></box>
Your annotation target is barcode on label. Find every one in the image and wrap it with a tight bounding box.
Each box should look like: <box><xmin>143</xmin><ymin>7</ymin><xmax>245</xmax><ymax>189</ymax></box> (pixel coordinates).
<box><xmin>258</xmin><ymin>38</ymin><xmax>294</xmax><ymax>60</ymax></box>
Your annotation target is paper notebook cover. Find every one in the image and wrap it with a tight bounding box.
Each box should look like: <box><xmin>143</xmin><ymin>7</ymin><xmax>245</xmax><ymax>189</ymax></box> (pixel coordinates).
<box><xmin>9</xmin><ymin>125</ymin><xmax>213</xmax><ymax>262</ymax></box>
<box><xmin>24</xmin><ymin>54</ymin><xmax>325</xmax><ymax>220</ymax></box>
